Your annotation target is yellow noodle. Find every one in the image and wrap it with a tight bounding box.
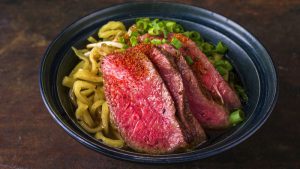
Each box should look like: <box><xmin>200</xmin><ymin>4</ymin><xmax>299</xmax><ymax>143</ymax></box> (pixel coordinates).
<box><xmin>100</xmin><ymin>44</ymin><xmax>117</xmax><ymax>55</ymax></box>
<box><xmin>90</xmin><ymin>99</ymin><xmax>105</xmax><ymax>116</ymax></box>
<box><xmin>72</xmin><ymin>47</ymin><xmax>90</xmax><ymax>70</ymax></box>
<box><xmin>69</xmin><ymin>61</ymin><xmax>85</xmax><ymax>77</ymax></box>
<box><xmin>112</xmin><ymin>130</ymin><xmax>122</xmax><ymax>140</ymax></box>
<box><xmin>73</xmin><ymin>69</ymin><xmax>103</xmax><ymax>83</ymax></box>
<box><xmin>95</xmin><ymin>132</ymin><xmax>124</xmax><ymax>148</ymax></box>
<box><xmin>68</xmin><ymin>89</ymin><xmax>77</xmax><ymax>106</ymax></box>
<box><xmin>89</xmin><ymin>47</ymin><xmax>101</xmax><ymax>74</ymax></box>
<box><xmin>94</xmin><ymin>87</ymin><xmax>105</xmax><ymax>102</ymax></box>
<box><xmin>87</xmin><ymin>95</ymin><xmax>94</xmax><ymax>106</ymax></box>
<box><xmin>101</xmin><ymin>101</ymin><xmax>110</xmax><ymax>135</ymax></box>
<box><xmin>73</xmin><ymin>80</ymin><xmax>95</xmax><ymax>104</ymax></box>
<box><xmin>75</xmin><ymin>100</ymin><xmax>88</xmax><ymax>120</ymax></box>
<box><xmin>82</xmin><ymin>109</ymin><xmax>95</xmax><ymax>127</ymax></box>
<box><xmin>98</xmin><ymin>21</ymin><xmax>126</xmax><ymax>40</ymax></box>
<box><xmin>99</xmin><ymin>21</ymin><xmax>126</xmax><ymax>32</ymax></box>
<box><xmin>80</xmin><ymin>88</ymin><xmax>94</xmax><ymax>96</ymax></box>
<box><xmin>99</xmin><ymin>30</ymin><xmax>125</xmax><ymax>40</ymax></box>
<box><xmin>79</xmin><ymin>121</ymin><xmax>103</xmax><ymax>133</ymax></box>
<box><xmin>63</xmin><ymin>20</ymin><xmax>128</xmax><ymax>148</ymax></box>
<box><xmin>62</xmin><ymin>76</ymin><xmax>74</xmax><ymax>88</ymax></box>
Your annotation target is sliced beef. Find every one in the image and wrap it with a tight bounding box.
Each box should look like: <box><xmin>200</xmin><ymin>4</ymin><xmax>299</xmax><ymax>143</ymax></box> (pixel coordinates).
<box><xmin>146</xmin><ymin>45</ymin><xmax>206</xmax><ymax>147</ymax></box>
<box><xmin>159</xmin><ymin>44</ymin><xmax>230</xmax><ymax>129</ymax></box>
<box><xmin>169</xmin><ymin>33</ymin><xmax>241</xmax><ymax>110</ymax></box>
<box><xmin>101</xmin><ymin>47</ymin><xmax>186</xmax><ymax>154</ymax></box>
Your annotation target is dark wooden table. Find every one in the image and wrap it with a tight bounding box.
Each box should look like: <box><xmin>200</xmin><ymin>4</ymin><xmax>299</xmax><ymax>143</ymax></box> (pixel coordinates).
<box><xmin>0</xmin><ymin>0</ymin><xmax>299</xmax><ymax>168</ymax></box>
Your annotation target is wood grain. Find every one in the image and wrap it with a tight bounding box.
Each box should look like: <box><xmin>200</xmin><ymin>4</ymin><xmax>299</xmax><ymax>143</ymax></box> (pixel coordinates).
<box><xmin>0</xmin><ymin>0</ymin><xmax>299</xmax><ymax>168</ymax></box>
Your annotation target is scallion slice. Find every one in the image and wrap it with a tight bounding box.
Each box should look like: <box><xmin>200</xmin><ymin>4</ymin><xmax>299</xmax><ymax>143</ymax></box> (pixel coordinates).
<box><xmin>130</xmin><ymin>36</ymin><xmax>138</xmax><ymax>46</ymax></box>
<box><xmin>150</xmin><ymin>39</ymin><xmax>162</xmax><ymax>45</ymax></box>
<box><xmin>143</xmin><ymin>37</ymin><xmax>150</xmax><ymax>43</ymax></box>
<box><xmin>171</xmin><ymin>37</ymin><xmax>182</xmax><ymax>49</ymax></box>
<box><xmin>185</xmin><ymin>56</ymin><xmax>194</xmax><ymax>65</ymax></box>
<box><xmin>229</xmin><ymin>109</ymin><xmax>245</xmax><ymax>126</ymax></box>
<box><xmin>215</xmin><ymin>41</ymin><xmax>228</xmax><ymax>54</ymax></box>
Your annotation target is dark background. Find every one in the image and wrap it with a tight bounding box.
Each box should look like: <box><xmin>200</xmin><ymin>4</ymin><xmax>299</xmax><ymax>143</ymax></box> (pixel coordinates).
<box><xmin>0</xmin><ymin>0</ymin><xmax>299</xmax><ymax>169</ymax></box>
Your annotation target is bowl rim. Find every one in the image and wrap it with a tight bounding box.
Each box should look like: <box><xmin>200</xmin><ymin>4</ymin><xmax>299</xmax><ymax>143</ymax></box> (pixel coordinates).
<box><xmin>39</xmin><ymin>2</ymin><xmax>278</xmax><ymax>163</ymax></box>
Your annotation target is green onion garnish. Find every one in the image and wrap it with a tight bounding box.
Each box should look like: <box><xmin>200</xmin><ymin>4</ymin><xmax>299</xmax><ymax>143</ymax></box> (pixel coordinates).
<box><xmin>215</xmin><ymin>60</ymin><xmax>233</xmax><ymax>71</ymax></box>
<box><xmin>148</xmin><ymin>27</ymin><xmax>160</xmax><ymax>35</ymax></box>
<box><xmin>212</xmin><ymin>53</ymin><xmax>223</xmax><ymax>61</ymax></box>
<box><xmin>229</xmin><ymin>109</ymin><xmax>245</xmax><ymax>126</ymax></box>
<box><xmin>135</xmin><ymin>18</ymin><xmax>186</xmax><ymax>36</ymax></box>
<box><xmin>151</xmin><ymin>39</ymin><xmax>162</xmax><ymax>45</ymax></box>
<box><xmin>118</xmin><ymin>37</ymin><xmax>125</xmax><ymax>44</ymax></box>
<box><xmin>174</xmin><ymin>24</ymin><xmax>184</xmax><ymax>33</ymax></box>
<box><xmin>165</xmin><ymin>21</ymin><xmax>176</xmax><ymax>32</ymax></box>
<box><xmin>131</xmin><ymin>31</ymin><xmax>139</xmax><ymax>37</ymax></box>
<box><xmin>188</xmin><ymin>31</ymin><xmax>201</xmax><ymax>40</ymax></box>
<box><xmin>130</xmin><ymin>36</ymin><xmax>138</xmax><ymax>46</ymax></box>
<box><xmin>136</xmin><ymin>18</ymin><xmax>150</xmax><ymax>31</ymax></box>
<box><xmin>200</xmin><ymin>42</ymin><xmax>214</xmax><ymax>56</ymax></box>
<box><xmin>171</xmin><ymin>37</ymin><xmax>182</xmax><ymax>49</ymax></box>
<box><xmin>185</xmin><ymin>56</ymin><xmax>194</xmax><ymax>65</ymax></box>
<box><xmin>87</xmin><ymin>36</ymin><xmax>97</xmax><ymax>43</ymax></box>
<box><xmin>215</xmin><ymin>41</ymin><xmax>228</xmax><ymax>54</ymax></box>
<box><xmin>235</xmin><ymin>85</ymin><xmax>248</xmax><ymax>102</ymax></box>
<box><xmin>216</xmin><ymin>66</ymin><xmax>228</xmax><ymax>76</ymax></box>
<box><xmin>143</xmin><ymin>38</ymin><xmax>150</xmax><ymax>43</ymax></box>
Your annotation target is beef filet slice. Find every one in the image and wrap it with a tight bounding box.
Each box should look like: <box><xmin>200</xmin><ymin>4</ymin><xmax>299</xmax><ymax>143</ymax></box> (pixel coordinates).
<box><xmin>145</xmin><ymin>45</ymin><xmax>206</xmax><ymax>147</ymax></box>
<box><xmin>169</xmin><ymin>33</ymin><xmax>241</xmax><ymax>110</ymax></box>
<box><xmin>101</xmin><ymin>47</ymin><xmax>186</xmax><ymax>154</ymax></box>
<box><xmin>159</xmin><ymin>44</ymin><xmax>230</xmax><ymax>129</ymax></box>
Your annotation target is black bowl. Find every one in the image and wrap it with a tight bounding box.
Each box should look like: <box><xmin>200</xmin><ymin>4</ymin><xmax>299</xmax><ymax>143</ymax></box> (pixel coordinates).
<box><xmin>39</xmin><ymin>2</ymin><xmax>278</xmax><ymax>163</ymax></box>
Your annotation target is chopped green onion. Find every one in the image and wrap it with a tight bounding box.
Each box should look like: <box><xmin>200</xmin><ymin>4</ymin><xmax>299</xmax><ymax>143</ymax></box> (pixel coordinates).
<box><xmin>216</xmin><ymin>66</ymin><xmax>228</xmax><ymax>76</ymax></box>
<box><xmin>171</xmin><ymin>37</ymin><xmax>182</xmax><ymax>49</ymax></box>
<box><xmin>235</xmin><ymin>85</ymin><xmax>248</xmax><ymax>102</ymax></box>
<box><xmin>215</xmin><ymin>41</ymin><xmax>228</xmax><ymax>54</ymax></box>
<box><xmin>162</xmin><ymin>38</ymin><xmax>167</xmax><ymax>44</ymax></box>
<box><xmin>131</xmin><ymin>31</ymin><xmax>139</xmax><ymax>37</ymax></box>
<box><xmin>195</xmin><ymin>41</ymin><xmax>203</xmax><ymax>48</ymax></box>
<box><xmin>148</xmin><ymin>27</ymin><xmax>160</xmax><ymax>35</ymax></box>
<box><xmin>129</xmin><ymin>31</ymin><xmax>139</xmax><ymax>47</ymax></box>
<box><xmin>212</xmin><ymin>53</ymin><xmax>223</xmax><ymax>61</ymax></box>
<box><xmin>223</xmin><ymin>60</ymin><xmax>233</xmax><ymax>71</ymax></box>
<box><xmin>87</xmin><ymin>36</ymin><xmax>97</xmax><ymax>43</ymax></box>
<box><xmin>183</xmin><ymin>31</ymin><xmax>191</xmax><ymax>37</ymax></box>
<box><xmin>130</xmin><ymin>36</ymin><xmax>138</xmax><ymax>46</ymax></box>
<box><xmin>190</xmin><ymin>31</ymin><xmax>201</xmax><ymax>40</ymax></box>
<box><xmin>229</xmin><ymin>109</ymin><xmax>245</xmax><ymax>126</ymax></box>
<box><xmin>143</xmin><ymin>37</ymin><xmax>150</xmax><ymax>43</ymax></box>
<box><xmin>118</xmin><ymin>37</ymin><xmax>125</xmax><ymax>44</ymax></box>
<box><xmin>135</xmin><ymin>18</ymin><xmax>186</xmax><ymax>36</ymax></box>
<box><xmin>165</xmin><ymin>21</ymin><xmax>176</xmax><ymax>32</ymax></box>
<box><xmin>184</xmin><ymin>31</ymin><xmax>201</xmax><ymax>41</ymax></box>
<box><xmin>223</xmin><ymin>72</ymin><xmax>229</xmax><ymax>81</ymax></box>
<box><xmin>174</xmin><ymin>24</ymin><xmax>184</xmax><ymax>33</ymax></box>
<box><xmin>122</xmin><ymin>44</ymin><xmax>129</xmax><ymax>49</ymax></box>
<box><xmin>151</xmin><ymin>39</ymin><xmax>162</xmax><ymax>45</ymax></box>
<box><xmin>185</xmin><ymin>56</ymin><xmax>194</xmax><ymax>65</ymax></box>
<box><xmin>200</xmin><ymin>42</ymin><xmax>214</xmax><ymax>56</ymax></box>
<box><xmin>136</xmin><ymin>18</ymin><xmax>150</xmax><ymax>31</ymax></box>
<box><xmin>214</xmin><ymin>60</ymin><xmax>233</xmax><ymax>71</ymax></box>
<box><xmin>216</xmin><ymin>65</ymin><xmax>229</xmax><ymax>81</ymax></box>
<box><xmin>162</xmin><ymin>29</ymin><xmax>168</xmax><ymax>38</ymax></box>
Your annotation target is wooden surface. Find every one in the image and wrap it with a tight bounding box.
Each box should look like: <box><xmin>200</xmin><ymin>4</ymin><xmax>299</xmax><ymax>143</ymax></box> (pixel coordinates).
<box><xmin>0</xmin><ymin>0</ymin><xmax>299</xmax><ymax>168</ymax></box>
